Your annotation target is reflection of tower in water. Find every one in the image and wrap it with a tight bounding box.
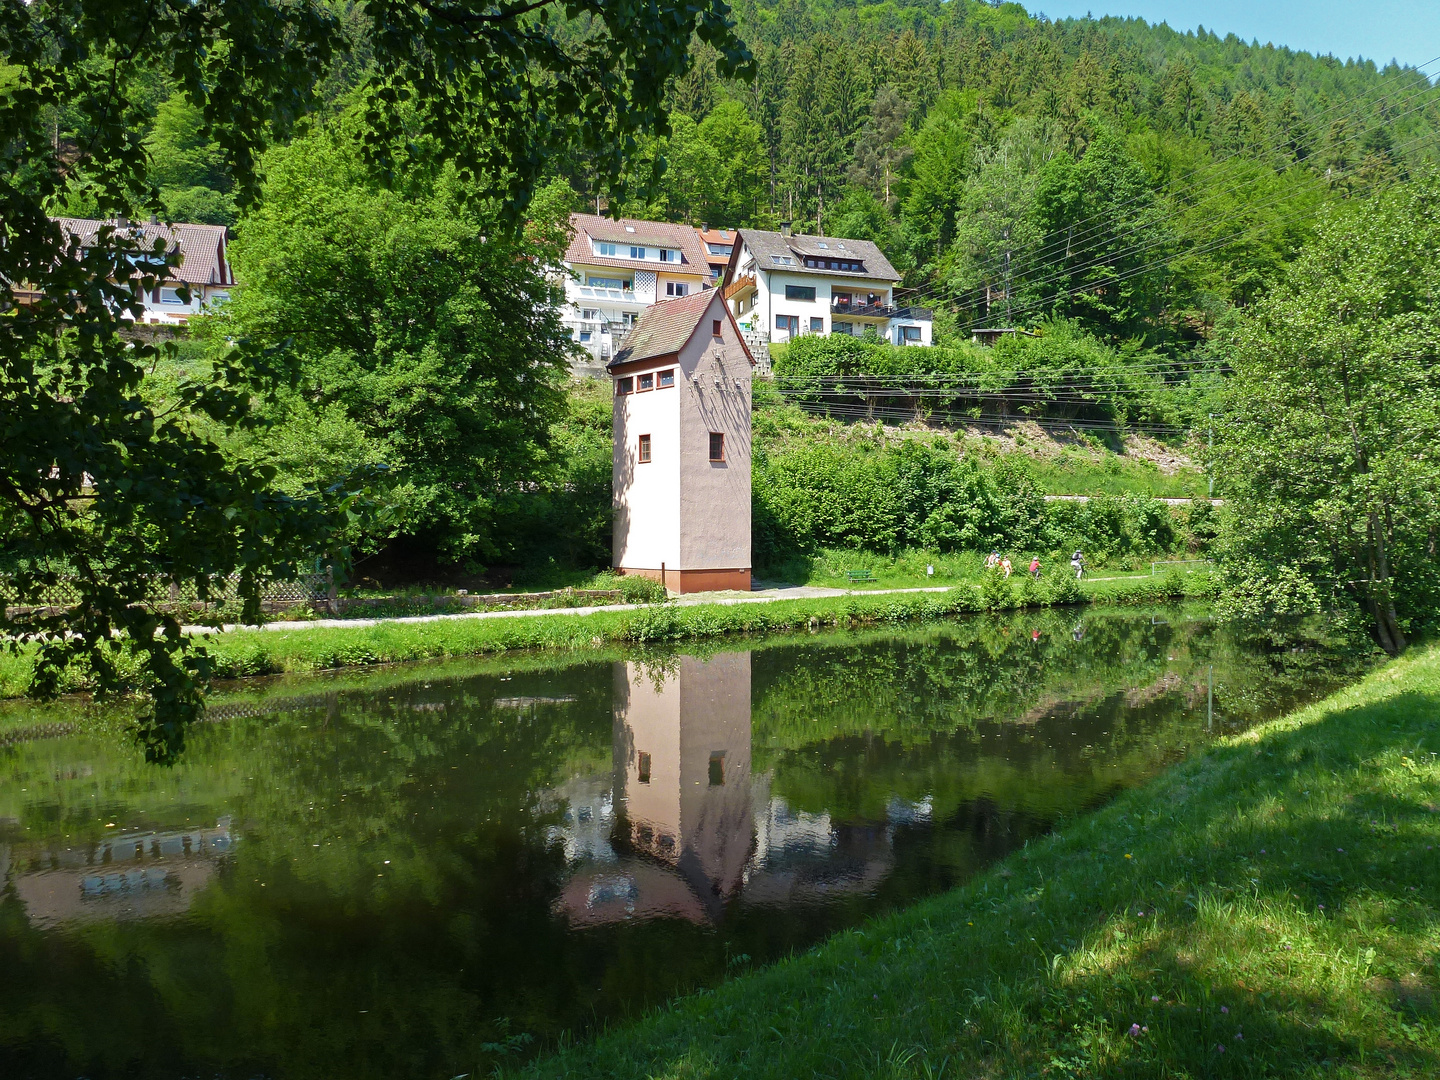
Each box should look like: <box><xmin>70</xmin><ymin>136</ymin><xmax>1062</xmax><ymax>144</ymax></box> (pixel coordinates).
<box><xmin>555</xmin><ymin>652</ymin><xmax>753</xmax><ymax>926</ymax></box>
<box><xmin>553</xmin><ymin>650</ymin><xmax>897</xmax><ymax>927</ymax></box>
<box><xmin>614</xmin><ymin>652</ymin><xmax>753</xmax><ymax>919</ymax></box>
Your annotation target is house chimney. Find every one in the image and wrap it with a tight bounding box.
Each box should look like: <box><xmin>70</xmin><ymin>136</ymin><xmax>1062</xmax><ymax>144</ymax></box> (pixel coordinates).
<box><xmin>116</xmin><ymin>215</ymin><xmax>129</xmax><ymax>229</ymax></box>
<box><xmin>700</xmin><ymin>221</ymin><xmax>709</xmax><ymax>232</ymax></box>
<box><xmin>149</xmin><ymin>213</ymin><xmax>159</xmax><ymax>224</ymax></box>
<box><xmin>780</xmin><ymin>221</ymin><xmax>792</xmax><ymax>237</ymax></box>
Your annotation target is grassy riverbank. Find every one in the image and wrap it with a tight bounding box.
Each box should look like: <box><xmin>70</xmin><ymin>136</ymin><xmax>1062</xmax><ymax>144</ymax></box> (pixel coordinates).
<box><xmin>0</xmin><ymin>573</ymin><xmax>1213</xmax><ymax>700</ymax></box>
<box><xmin>512</xmin><ymin>641</ymin><xmax>1440</xmax><ymax>1080</ymax></box>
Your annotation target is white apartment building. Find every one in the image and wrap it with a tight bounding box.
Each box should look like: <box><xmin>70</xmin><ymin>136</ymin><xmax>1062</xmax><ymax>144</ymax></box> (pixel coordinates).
<box><xmin>608</xmin><ymin>288</ymin><xmax>753</xmax><ymax>595</ymax></box>
<box><xmin>561</xmin><ymin>214</ymin><xmax>713</xmax><ymax>365</ymax></box>
<box><xmin>53</xmin><ymin>217</ymin><xmax>234</xmax><ymax>323</ymax></box>
<box><xmin>722</xmin><ymin>226</ymin><xmax>932</xmax><ymax>347</ymax></box>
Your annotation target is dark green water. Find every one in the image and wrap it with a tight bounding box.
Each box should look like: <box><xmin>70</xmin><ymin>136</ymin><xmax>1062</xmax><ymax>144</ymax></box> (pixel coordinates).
<box><xmin>0</xmin><ymin>606</ymin><xmax>1369</xmax><ymax>1079</ymax></box>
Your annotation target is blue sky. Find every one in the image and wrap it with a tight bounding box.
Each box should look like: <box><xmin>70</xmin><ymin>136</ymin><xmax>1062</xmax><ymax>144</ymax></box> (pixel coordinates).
<box><xmin>1029</xmin><ymin>1</ymin><xmax>1440</xmax><ymax>72</ymax></box>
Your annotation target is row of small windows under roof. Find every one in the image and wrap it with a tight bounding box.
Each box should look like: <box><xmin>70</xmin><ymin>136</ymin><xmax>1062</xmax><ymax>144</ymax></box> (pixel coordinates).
<box><xmin>593</xmin><ymin>240</ymin><xmax>682</xmax><ymax>262</ymax></box>
<box><xmin>614</xmin><ymin>369</ymin><xmax>676</xmax><ymax>394</ymax></box>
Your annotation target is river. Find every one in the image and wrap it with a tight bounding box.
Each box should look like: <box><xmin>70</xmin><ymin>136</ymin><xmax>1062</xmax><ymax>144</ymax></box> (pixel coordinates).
<box><xmin>0</xmin><ymin>606</ymin><xmax>1370</xmax><ymax>1079</ymax></box>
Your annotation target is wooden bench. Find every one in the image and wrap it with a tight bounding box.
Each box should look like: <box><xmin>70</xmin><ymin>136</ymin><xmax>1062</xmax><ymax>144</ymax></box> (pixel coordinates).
<box><xmin>846</xmin><ymin>570</ymin><xmax>876</xmax><ymax>585</ymax></box>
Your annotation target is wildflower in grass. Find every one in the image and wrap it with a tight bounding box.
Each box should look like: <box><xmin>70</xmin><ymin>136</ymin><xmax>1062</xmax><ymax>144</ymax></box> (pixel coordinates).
<box><xmin>1129</xmin><ymin>1023</ymin><xmax>1142</xmax><ymax>1037</ymax></box>
<box><xmin>1221</xmin><ymin>1006</ymin><xmax>1228</xmax><ymax>1014</ymax></box>
<box><xmin>1124</xmin><ymin>853</ymin><xmax>1132</xmax><ymax>859</ymax></box>
<box><xmin>1151</xmin><ymin>995</ymin><xmax>1160</xmax><ymax>1002</ymax></box>
<box><xmin>1235</xmin><ymin>1031</ymin><xmax>1243</xmax><ymax>1041</ymax></box>
<box><xmin>1217</xmin><ymin>1044</ymin><xmax>1226</xmax><ymax>1053</ymax></box>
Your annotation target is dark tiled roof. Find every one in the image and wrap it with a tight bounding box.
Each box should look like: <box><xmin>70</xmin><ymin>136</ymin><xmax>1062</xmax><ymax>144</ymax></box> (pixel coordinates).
<box><xmin>608</xmin><ymin>289</ymin><xmax>716</xmax><ymax>367</ymax></box>
<box><xmin>733</xmin><ymin>228</ymin><xmax>900</xmax><ymax>282</ymax></box>
<box><xmin>54</xmin><ymin>217</ymin><xmax>232</xmax><ymax>285</ymax></box>
<box><xmin>565</xmin><ymin>213</ymin><xmax>710</xmax><ymax>276</ymax></box>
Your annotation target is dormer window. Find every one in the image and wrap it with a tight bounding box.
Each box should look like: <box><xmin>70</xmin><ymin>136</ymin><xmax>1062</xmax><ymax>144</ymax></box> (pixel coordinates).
<box><xmin>596</xmin><ymin>241</ymin><xmax>618</xmax><ymax>257</ymax></box>
<box><xmin>659</xmin><ymin>249</ymin><xmax>676</xmax><ymax>262</ymax></box>
<box><xmin>630</xmin><ymin>245</ymin><xmax>646</xmax><ymax>259</ymax></box>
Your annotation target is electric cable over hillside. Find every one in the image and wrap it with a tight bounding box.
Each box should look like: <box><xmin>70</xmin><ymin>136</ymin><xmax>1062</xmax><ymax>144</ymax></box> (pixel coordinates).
<box><xmin>898</xmin><ymin>126</ymin><xmax>1440</xmax><ymax>337</ymax></box>
<box><xmin>894</xmin><ymin>54</ymin><xmax>1440</xmax><ymax>305</ymax></box>
<box><xmin>904</xmin><ymin>112</ymin><xmax>1440</xmax><ymax>323</ymax></box>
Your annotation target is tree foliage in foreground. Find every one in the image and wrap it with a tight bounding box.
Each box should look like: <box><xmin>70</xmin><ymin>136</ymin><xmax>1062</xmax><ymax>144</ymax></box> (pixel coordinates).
<box><xmin>1214</xmin><ymin>173</ymin><xmax>1440</xmax><ymax>653</ymax></box>
<box><xmin>213</xmin><ymin>116</ymin><xmax>575</xmax><ymax>563</ymax></box>
<box><xmin>0</xmin><ymin>0</ymin><xmax>749</xmax><ymax>758</ymax></box>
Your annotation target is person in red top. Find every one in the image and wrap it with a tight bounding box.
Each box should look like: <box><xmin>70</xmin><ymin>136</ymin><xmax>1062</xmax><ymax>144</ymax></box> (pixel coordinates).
<box><xmin>1028</xmin><ymin>556</ymin><xmax>1041</xmax><ymax>579</ymax></box>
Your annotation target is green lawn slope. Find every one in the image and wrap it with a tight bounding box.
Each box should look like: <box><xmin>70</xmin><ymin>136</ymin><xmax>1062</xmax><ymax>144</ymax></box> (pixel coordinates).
<box><xmin>515</xmin><ymin>643</ymin><xmax>1440</xmax><ymax>1079</ymax></box>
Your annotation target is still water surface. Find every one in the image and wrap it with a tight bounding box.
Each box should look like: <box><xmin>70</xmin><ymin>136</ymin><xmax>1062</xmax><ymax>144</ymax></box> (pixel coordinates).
<box><xmin>0</xmin><ymin>607</ymin><xmax>1367</xmax><ymax>1078</ymax></box>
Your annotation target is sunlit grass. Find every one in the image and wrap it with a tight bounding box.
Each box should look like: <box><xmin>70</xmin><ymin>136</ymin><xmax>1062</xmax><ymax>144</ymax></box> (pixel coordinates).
<box><xmin>515</xmin><ymin>643</ymin><xmax>1440</xmax><ymax>1079</ymax></box>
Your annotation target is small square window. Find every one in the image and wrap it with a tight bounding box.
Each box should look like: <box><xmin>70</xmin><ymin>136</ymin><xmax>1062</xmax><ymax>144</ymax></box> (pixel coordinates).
<box><xmin>712</xmin><ymin>318</ymin><xmax>722</xmax><ymax>337</ymax></box>
<box><xmin>637</xmin><ymin>372</ymin><xmax>654</xmax><ymax>392</ymax></box>
<box><xmin>638</xmin><ymin>752</ymin><xmax>652</xmax><ymax>784</ymax></box>
<box><xmin>638</xmin><ymin>434</ymin><xmax>652</xmax><ymax>463</ymax></box>
<box><xmin>630</xmin><ymin>245</ymin><xmax>645</xmax><ymax>259</ymax></box>
<box><xmin>616</xmin><ymin>376</ymin><xmax>633</xmax><ymax>395</ymax></box>
<box><xmin>658</xmin><ymin>369</ymin><xmax>675</xmax><ymax>388</ymax></box>
<box><xmin>579</xmin><ymin>331</ymin><xmax>592</xmax><ymax>342</ymax></box>
<box><xmin>660</xmin><ymin>249</ymin><xmax>675</xmax><ymax>262</ymax></box>
<box><xmin>666</xmin><ymin>281</ymin><xmax>687</xmax><ymax>297</ymax></box>
<box><xmin>708</xmin><ymin>432</ymin><xmax>725</xmax><ymax>462</ymax></box>
<box><xmin>810</xmin><ymin>316</ymin><xmax>824</xmax><ymax>332</ymax></box>
<box><xmin>597</xmin><ymin>242</ymin><xmax>617</xmax><ymax>257</ymax></box>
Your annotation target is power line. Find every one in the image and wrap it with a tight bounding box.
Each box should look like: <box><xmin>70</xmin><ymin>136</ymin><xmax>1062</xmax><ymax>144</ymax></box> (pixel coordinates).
<box><xmin>896</xmin><ymin>55</ymin><xmax>1440</xmax><ymax>301</ymax></box>
<box><xmin>911</xmin><ymin>114</ymin><xmax>1440</xmax><ymax>322</ymax></box>
<box><xmin>906</xmin><ymin>126</ymin><xmax>1440</xmax><ymax>336</ymax></box>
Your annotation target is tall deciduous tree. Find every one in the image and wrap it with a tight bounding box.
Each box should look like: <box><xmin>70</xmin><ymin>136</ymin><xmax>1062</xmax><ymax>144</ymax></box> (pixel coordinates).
<box><xmin>1213</xmin><ymin>175</ymin><xmax>1440</xmax><ymax>653</ymax></box>
<box><xmin>214</xmin><ymin>118</ymin><xmax>575</xmax><ymax>564</ymax></box>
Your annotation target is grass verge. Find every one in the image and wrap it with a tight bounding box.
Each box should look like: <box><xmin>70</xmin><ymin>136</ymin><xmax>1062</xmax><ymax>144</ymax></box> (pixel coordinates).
<box><xmin>0</xmin><ymin>571</ymin><xmax>1213</xmax><ymax>700</ymax></box>
<box><xmin>512</xmin><ymin>642</ymin><xmax>1440</xmax><ymax>1080</ymax></box>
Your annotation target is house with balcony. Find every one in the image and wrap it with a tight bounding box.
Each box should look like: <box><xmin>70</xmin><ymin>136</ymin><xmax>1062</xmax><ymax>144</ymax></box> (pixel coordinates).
<box><xmin>721</xmin><ymin>226</ymin><xmax>932</xmax><ymax>348</ymax></box>
<box><xmin>696</xmin><ymin>226</ymin><xmax>736</xmax><ymax>282</ymax></box>
<box><xmin>52</xmin><ymin>216</ymin><xmax>234</xmax><ymax>323</ymax></box>
<box><xmin>561</xmin><ymin>214</ymin><xmax>712</xmax><ymax>366</ymax></box>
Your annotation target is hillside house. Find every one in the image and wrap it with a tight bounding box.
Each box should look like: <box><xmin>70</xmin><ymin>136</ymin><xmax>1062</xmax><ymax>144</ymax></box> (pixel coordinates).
<box><xmin>696</xmin><ymin>226</ymin><xmax>736</xmax><ymax>282</ymax></box>
<box><xmin>609</xmin><ymin>288</ymin><xmax>753</xmax><ymax>594</ymax></box>
<box><xmin>53</xmin><ymin>217</ymin><xmax>234</xmax><ymax>323</ymax></box>
<box><xmin>722</xmin><ymin>226</ymin><xmax>932</xmax><ymax>347</ymax></box>
<box><xmin>561</xmin><ymin>214</ymin><xmax>712</xmax><ymax>365</ymax></box>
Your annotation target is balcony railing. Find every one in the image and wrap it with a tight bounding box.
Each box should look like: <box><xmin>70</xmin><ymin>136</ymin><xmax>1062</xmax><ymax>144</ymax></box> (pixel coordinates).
<box><xmin>573</xmin><ymin>285</ymin><xmax>638</xmax><ymax>302</ymax></box>
<box><xmin>830</xmin><ymin>301</ymin><xmax>893</xmax><ymax>318</ymax></box>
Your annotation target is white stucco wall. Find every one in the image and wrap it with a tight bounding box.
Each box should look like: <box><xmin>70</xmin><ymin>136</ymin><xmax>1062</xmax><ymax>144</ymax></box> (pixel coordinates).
<box><xmin>613</xmin><ymin>368</ymin><xmax>682</xmax><ymax>571</ymax></box>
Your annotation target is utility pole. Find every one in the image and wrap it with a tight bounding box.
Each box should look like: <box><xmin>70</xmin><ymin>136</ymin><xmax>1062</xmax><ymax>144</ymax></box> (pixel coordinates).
<box><xmin>1002</xmin><ymin>225</ymin><xmax>1013</xmax><ymax>327</ymax></box>
<box><xmin>1207</xmin><ymin>413</ymin><xmax>1218</xmax><ymax>498</ymax></box>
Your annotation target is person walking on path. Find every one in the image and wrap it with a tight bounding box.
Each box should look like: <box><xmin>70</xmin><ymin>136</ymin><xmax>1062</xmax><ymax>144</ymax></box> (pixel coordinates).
<box><xmin>1071</xmin><ymin>550</ymin><xmax>1085</xmax><ymax>580</ymax></box>
<box><xmin>1028</xmin><ymin>556</ymin><xmax>1041</xmax><ymax>580</ymax></box>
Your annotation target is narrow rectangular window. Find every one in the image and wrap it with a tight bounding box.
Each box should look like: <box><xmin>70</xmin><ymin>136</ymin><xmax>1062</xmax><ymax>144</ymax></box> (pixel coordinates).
<box><xmin>708</xmin><ymin>432</ymin><xmax>724</xmax><ymax>462</ymax></box>
<box><xmin>708</xmin><ymin>751</ymin><xmax>725</xmax><ymax>786</ymax></box>
<box><xmin>637</xmin><ymin>752</ymin><xmax>652</xmax><ymax>784</ymax></box>
<box><xmin>711</xmin><ymin>318</ymin><xmax>722</xmax><ymax>337</ymax></box>
<box><xmin>785</xmin><ymin>284</ymin><xmax>816</xmax><ymax>302</ymax></box>
<box><xmin>638</xmin><ymin>434</ymin><xmax>652</xmax><ymax>463</ymax></box>
<box><xmin>637</xmin><ymin>372</ymin><xmax>654</xmax><ymax>392</ymax></box>
<box><xmin>658</xmin><ymin>369</ymin><xmax>675</xmax><ymax>388</ymax></box>
<box><xmin>616</xmin><ymin>376</ymin><xmax>633</xmax><ymax>395</ymax></box>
